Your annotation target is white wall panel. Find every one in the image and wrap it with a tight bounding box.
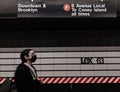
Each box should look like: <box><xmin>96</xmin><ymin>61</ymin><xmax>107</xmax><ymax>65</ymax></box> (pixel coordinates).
<box><xmin>0</xmin><ymin>47</ymin><xmax>120</xmax><ymax>77</ymax></box>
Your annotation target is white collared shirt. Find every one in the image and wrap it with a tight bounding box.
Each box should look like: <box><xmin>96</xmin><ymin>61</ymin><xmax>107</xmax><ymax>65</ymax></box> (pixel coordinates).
<box><xmin>24</xmin><ymin>63</ymin><xmax>37</xmax><ymax>80</ymax></box>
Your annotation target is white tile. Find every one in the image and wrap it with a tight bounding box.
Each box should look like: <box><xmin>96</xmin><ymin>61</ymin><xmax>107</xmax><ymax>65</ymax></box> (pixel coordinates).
<box><xmin>54</xmin><ymin>65</ymin><xmax>66</xmax><ymax>70</ymax></box>
<box><xmin>0</xmin><ymin>72</ymin><xmax>14</xmax><ymax>77</ymax></box>
<box><xmin>67</xmin><ymin>71</ymin><xmax>80</xmax><ymax>76</ymax></box>
<box><xmin>66</xmin><ymin>59</ymin><xmax>80</xmax><ymax>63</ymax></box>
<box><xmin>107</xmin><ymin>52</ymin><xmax>120</xmax><ymax>57</ymax></box>
<box><xmin>53</xmin><ymin>52</ymin><xmax>66</xmax><ymax>57</ymax></box>
<box><xmin>0</xmin><ymin>66</ymin><xmax>16</xmax><ymax>70</ymax></box>
<box><xmin>108</xmin><ymin>71</ymin><xmax>120</xmax><ymax>76</ymax></box>
<box><xmin>94</xmin><ymin>71</ymin><xmax>108</xmax><ymax>76</ymax></box>
<box><xmin>107</xmin><ymin>65</ymin><xmax>120</xmax><ymax>69</ymax></box>
<box><xmin>66</xmin><ymin>52</ymin><xmax>80</xmax><ymax>57</ymax></box>
<box><xmin>40</xmin><ymin>72</ymin><xmax>54</xmax><ymax>77</ymax></box>
<box><xmin>81</xmin><ymin>71</ymin><xmax>94</xmax><ymax>76</ymax></box>
<box><xmin>107</xmin><ymin>58</ymin><xmax>120</xmax><ymax>63</ymax></box>
<box><xmin>40</xmin><ymin>65</ymin><xmax>54</xmax><ymax>70</ymax></box>
<box><xmin>54</xmin><ymin>71</ymin><xmax>67</xmax><ymax>77</ymax></box>
<box><xmin>81</xmin><ymin>65</ymin><xmax>94</xmax><ymax>70</ymax></box>
<box><xmin>54</xmin><ymin>59</ymin><xmax>67</xmax><ymax>64</ymax></box>
<box><xmin>94</xmin><ymin>65</ymin><xmax>107</xmax><ymax>70</ymax></box>
<box><xmin>67</xmin><ymin>65</ymin><xmax>80</xmax><ymax>70</ymax></box>
<box><xmin>38</xmin><ymin>53</ymin><xmax>53</xmax><ymax>57</ymax></box>
<box><xmin>40</xmin><ymin>59</ymin><xmax>54</xmax><ymax>64</ymax></box>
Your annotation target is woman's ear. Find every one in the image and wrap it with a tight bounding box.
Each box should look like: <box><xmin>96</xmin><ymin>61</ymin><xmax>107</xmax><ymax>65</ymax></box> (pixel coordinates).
<box><xmin>24</xmin><ymin>55</ymin><xmax>28</xmax><ymax>60</ymax></box>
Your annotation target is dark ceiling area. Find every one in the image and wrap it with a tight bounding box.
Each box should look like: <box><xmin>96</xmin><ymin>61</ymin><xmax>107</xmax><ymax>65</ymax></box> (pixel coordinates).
<box><xmin>0</xmin><ymin>17</ymin><xmax>120</xmax><ymax>31</ymax></box>
<box><xmin>0</xmin><ymin>29</ymin><xmax>119</xmax><ymax>47</ymax></box>
<box><xmin>0</xmin><ymin>16</ymin><xmax>120</xmax><ymax>47</ymax></box>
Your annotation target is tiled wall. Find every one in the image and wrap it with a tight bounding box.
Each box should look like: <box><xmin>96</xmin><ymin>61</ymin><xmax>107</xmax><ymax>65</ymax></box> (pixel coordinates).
<box><xmin>0</xmin><ymin>47</ymin><xmax>120</xmax><ymax>77</ymax></box>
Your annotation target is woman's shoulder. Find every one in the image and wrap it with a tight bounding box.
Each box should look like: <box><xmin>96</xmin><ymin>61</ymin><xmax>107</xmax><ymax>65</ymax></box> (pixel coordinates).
<box><xmin>16</xmin><ymin>63</ymin><xmax>29</xmax><ymax>71</ymax></box>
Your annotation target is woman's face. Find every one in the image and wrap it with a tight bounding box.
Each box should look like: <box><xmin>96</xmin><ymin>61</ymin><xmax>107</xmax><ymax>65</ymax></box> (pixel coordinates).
<box><xmin>28</xmin><ymin>50</ymin><xmax>37</xmax><ymax>63</ymax></box>
<box><xmin>28</xmin><ymin>50</ymin><xmax>35</xmax><ymax>58</ymax></box>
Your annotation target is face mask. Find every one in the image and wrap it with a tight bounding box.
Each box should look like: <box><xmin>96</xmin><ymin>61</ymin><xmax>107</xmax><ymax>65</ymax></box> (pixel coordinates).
<box><xmin>30</xmin><ymin>54</ymin><xmax>37</xmax><ymax>62</ymax></box>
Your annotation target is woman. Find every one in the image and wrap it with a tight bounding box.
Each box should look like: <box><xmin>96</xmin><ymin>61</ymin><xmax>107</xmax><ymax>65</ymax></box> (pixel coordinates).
<box><xmin>14</xmin><ymin>49</ymin><xmax>43</xmax><ymax>92</ymax></box>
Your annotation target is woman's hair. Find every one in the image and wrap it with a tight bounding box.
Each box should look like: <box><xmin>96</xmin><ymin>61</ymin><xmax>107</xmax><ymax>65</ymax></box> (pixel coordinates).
<box><xmin>20</xmin><ymin>49</ymin><xmax>32</xmax><ymax>63</ymax></box>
